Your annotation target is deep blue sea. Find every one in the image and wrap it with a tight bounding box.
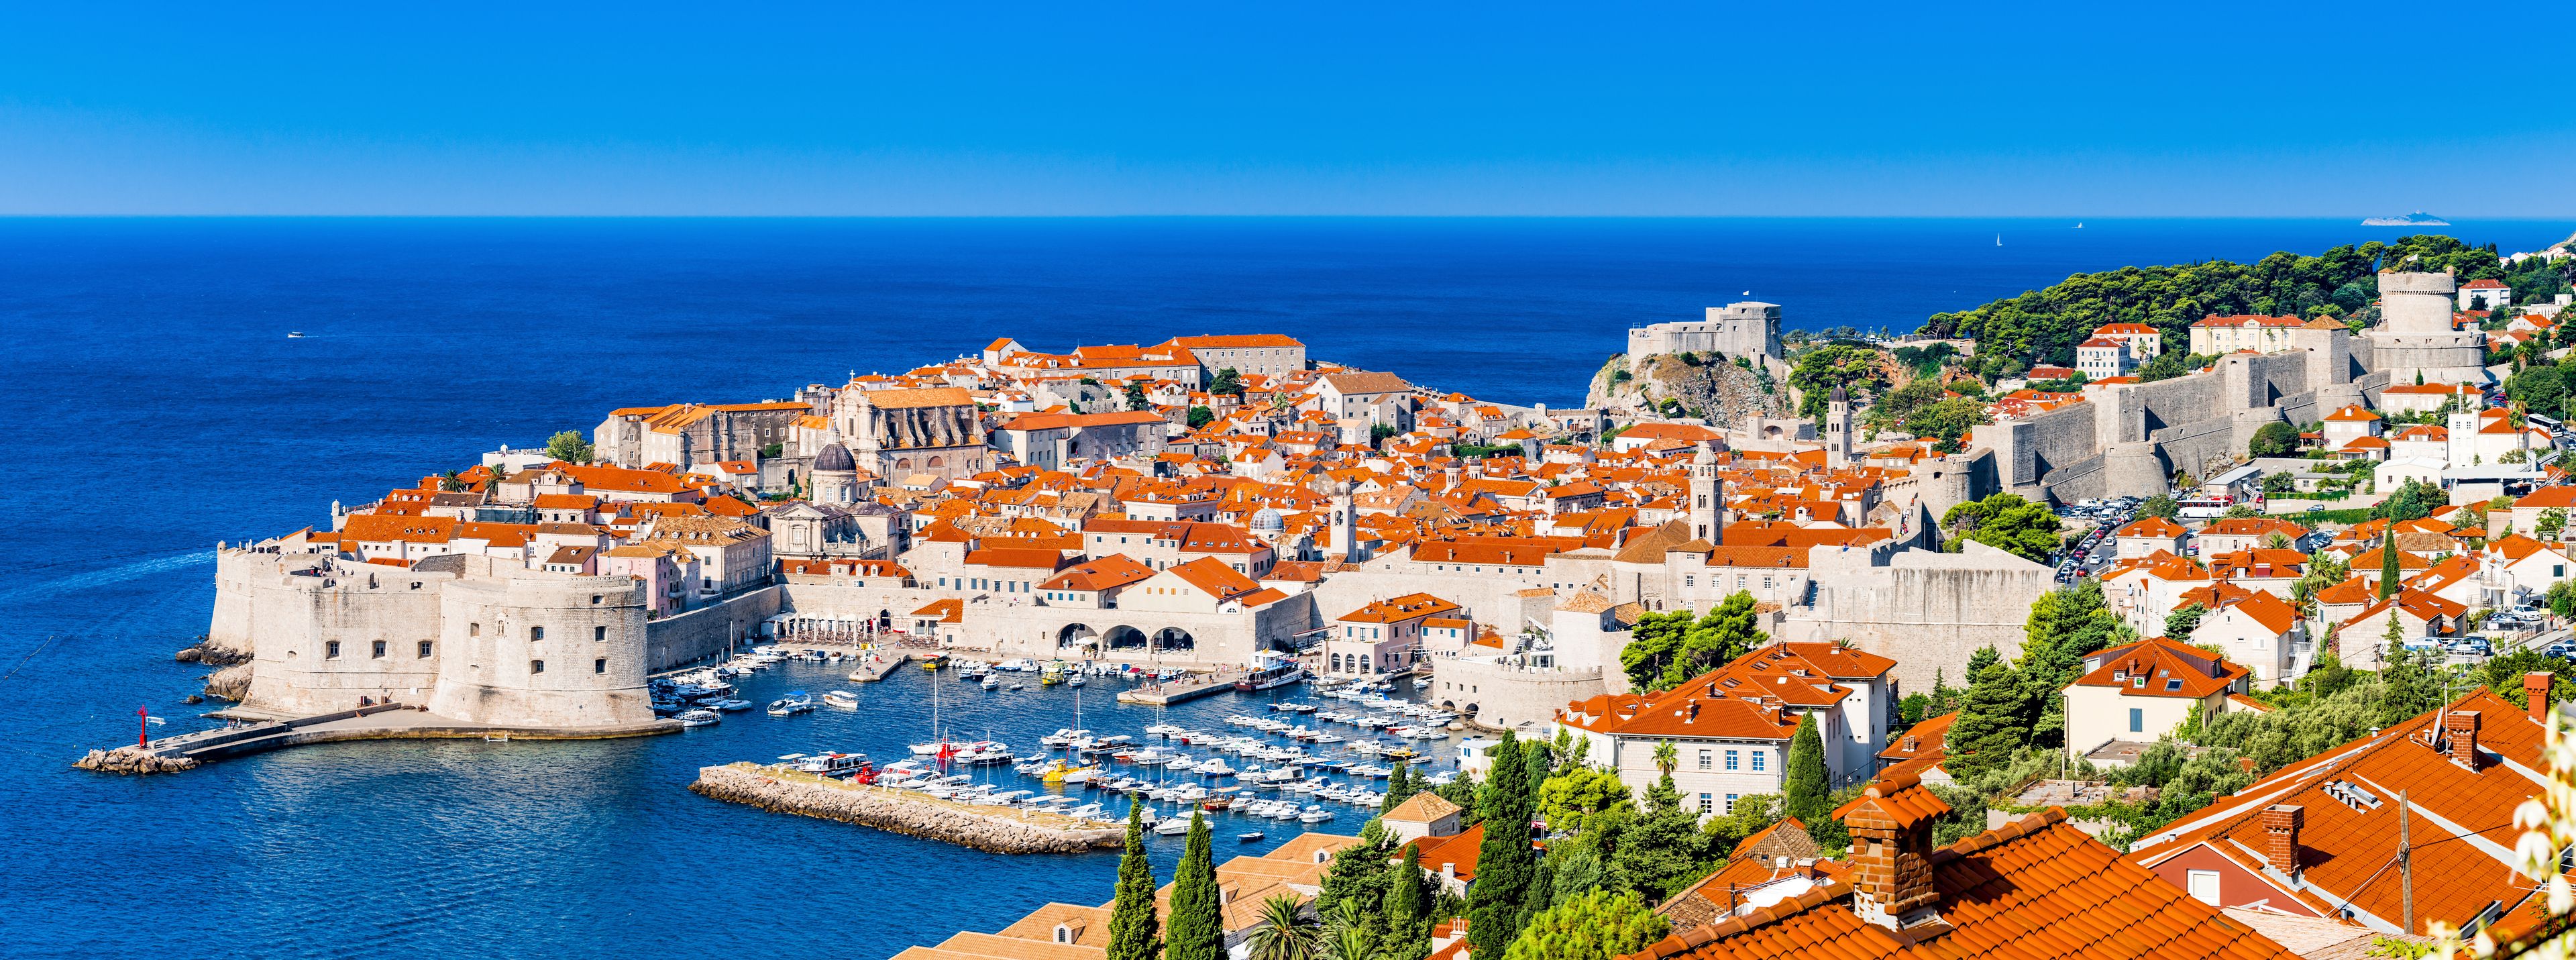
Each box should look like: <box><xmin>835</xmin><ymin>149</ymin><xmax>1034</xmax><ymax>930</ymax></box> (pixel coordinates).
<box><xmin>4</xmin><ymin>217</ymin><xmax>2569</xmax><ymax>959</ymax></box>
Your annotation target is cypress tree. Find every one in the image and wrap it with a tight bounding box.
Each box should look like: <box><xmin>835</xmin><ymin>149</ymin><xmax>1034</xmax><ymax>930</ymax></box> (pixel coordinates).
<box><xmin>1385</xmin><ymin>843</ymin><xmax>1431</xmax><ymax>948</ymax></box>
<box><xmin>1942</xmin><ymin>660</ymin><xmax>2027</xmax><ymax>784</ymax></box>
<box><xmin>1782</xmin><ymin>713</ymin><xmax>1829</xmax><ymax>824</ymax></box>
<box><xmin>1108</xmin><ymin>804</ymin><xmax>1161</xmax><ymax>960</ymax></box>
<box><xmin>1164</xmin><ymin>813</ymin><xmax>1223</xmax><ymax>960</ymax></box>
<box><xmin>1381</xmin><ymin>758</ymin><xmax>1413</xmax><ymax>813</ymax></box>
<box><xmin>2379</xmin><ymin>531</ymin><xmax>2400</xmax><ymax>598</ymax></box>
<box><xmin>1466</xmin><ymin>733</ymin><xmax>1536</xmax><ymax>960</ymax></box>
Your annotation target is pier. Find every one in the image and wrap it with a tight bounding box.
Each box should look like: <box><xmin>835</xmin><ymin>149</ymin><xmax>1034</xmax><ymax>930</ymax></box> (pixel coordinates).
<box><xmin>845</xmin><ymin>650</ymin><xmax>912</xmax><ymax>682</ymax></box>
<box><xmin>75</xmin><ymin>703</ymin><xmax>676</xmax><ymax>774</ymax></box>
<box><xmin>1116</xmin><ymin>670</ymin><xmax>1246</xmax><ymax>706</ymax></box>
<box><xmin>690</xmin><ymin>762</ymin><xmax>1123</xmax><ymax>853</ymax></box>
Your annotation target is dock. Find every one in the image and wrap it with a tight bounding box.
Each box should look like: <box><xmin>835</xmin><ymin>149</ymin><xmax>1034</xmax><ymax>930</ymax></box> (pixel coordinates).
<box><xmin>1116</xmin><ymin>670</ymin><xmax>1246</xmax><ymax>706</ymax></box>
<box><xmin>845</xmin><ymin>650</ymin><xmax>912</xmax><ymax>682</ymax></box>
<box><xmin>690</xmin><ymin>762</ymin><xmax>1122</xmax><ymax>853</ymax></box>
<box><xmin>74</xmin><ymin>703</ymin><xmax>676</xmax><ymax>774</ymax></box>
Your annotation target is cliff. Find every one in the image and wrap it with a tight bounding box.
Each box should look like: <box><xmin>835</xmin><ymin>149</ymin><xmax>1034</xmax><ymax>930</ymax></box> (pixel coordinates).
<box><xmin>1585</xmin><ymin>352</ymin><xmax>1790</xmax><ymax>423</ymax></box>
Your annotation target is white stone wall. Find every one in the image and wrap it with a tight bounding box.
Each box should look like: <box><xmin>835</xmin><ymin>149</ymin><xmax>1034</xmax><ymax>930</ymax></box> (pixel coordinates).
<box><xmin>427</xmin><ymin>571</ymin><xmax>655</xmax><ymax>727</ymax></box>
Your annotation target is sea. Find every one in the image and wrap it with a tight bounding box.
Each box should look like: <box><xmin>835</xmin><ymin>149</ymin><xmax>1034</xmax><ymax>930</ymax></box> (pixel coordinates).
<box><xmin>3</xmin><ymin>217</ymin><xmax>2569</xmax><ymax>959</ymax></box>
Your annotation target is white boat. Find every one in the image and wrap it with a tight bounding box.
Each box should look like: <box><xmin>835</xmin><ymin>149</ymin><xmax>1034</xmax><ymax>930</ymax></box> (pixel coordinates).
<box><xmin>710</xmin><ymin>698</ymin><xmax>753</xmax><ymax>712</ymax></box>
<box><xmin>1198</xmin><ymin>760</ymin><xmax>1236</xmax><ymax>778</ymax></box>
<box><xmin>824</xmin><ymin>690</ymin><xmax>859</xmax><ymax>709</ymax></box>
<box><xmin>1299</xmin><ymin>806</ymin><xmax>1334</xmax><ymax>823</ymax></box>
<box><xmin>767</xmin><ymin>693</ymin><xmax>814</xmax><ymax>716</ymax></box>
<box><xmin>676</xmin><ymin>709</ymin><xmax>720</xmax><ymax>727</ymax></box>
<box><xmin>1238</xmin><ymin>831</ymin><xmax>1265</xmax><ymax>842</ymax></box>
<box><xmin>983</xmin><ymin>676</ymin><xmax>1001</xmax><ymax>690</ymax></box>
<box><xmin>1155</xmin><ymin>818</ymin><xmax>1191</xmax><ymax>836</ymax></box>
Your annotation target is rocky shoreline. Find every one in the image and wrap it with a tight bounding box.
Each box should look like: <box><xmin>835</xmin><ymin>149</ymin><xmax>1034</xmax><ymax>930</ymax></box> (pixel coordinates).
<box><xmin>689</xmin><ymin>763</ymin><xmax>1122</xmax><ymax>854</ymax></box>
<box><xmin>74</xmin><ymin>747</ymin><xmax>200</xmax><ymax>775</ymax></box>
<box><xmin>175</xmin><ymin>637</ymin><xmax>254</xmax><ymax>701</ymax></box>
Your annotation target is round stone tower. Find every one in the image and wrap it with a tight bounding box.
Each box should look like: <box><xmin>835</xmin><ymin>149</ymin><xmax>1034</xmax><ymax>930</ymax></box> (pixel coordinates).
<box><xmin>427</xmin><ymin>572</ymin><xmax>653</xmax><ymax>728</ymax></box>
<box><xmin>2367</xmin><ymin>270</ymin><xmax>2486</xmax><ymax>386</ymax></box>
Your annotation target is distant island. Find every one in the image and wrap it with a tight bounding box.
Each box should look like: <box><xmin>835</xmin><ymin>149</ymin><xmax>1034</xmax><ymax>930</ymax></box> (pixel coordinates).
<box><xmin>2363</xmin><ymin>211</ymin><xmax>2450</xmax><ymax>226</ymax></box>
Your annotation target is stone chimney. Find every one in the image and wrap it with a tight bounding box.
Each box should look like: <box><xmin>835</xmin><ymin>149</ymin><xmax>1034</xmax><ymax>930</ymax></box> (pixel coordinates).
<box><xmin>2529</xmin><ymin>673</ymin><xmax>2555</xmax><ymax>725</ymax></box>
<box><xmin>2262</xmin><ymin>804</ymin><xmax>2302</xmax><ymax>877</ymax></box>
<box><xmin>2445</xmin><ymin>710</ymin><xmax>2482</xmax><ymax>769</ymax></box>
<box><xmin>1832</xmin><ymin>769</ymin><xmax>1947</xmax><ymax>925</ymax></box>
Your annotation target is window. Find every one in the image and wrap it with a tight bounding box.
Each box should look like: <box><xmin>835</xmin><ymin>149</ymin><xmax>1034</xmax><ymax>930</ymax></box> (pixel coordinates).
<box><xmin>1751</xmin><ymin>750</ymin><xmax>1766</xmax><ymax>772</ymax></box>
<box><xmin>594</xmin><ymin>658</ymin><xmax>606</xmax><ymax>674</ymax></box>
<box><xmin>2166</xmin><ymin>678</ymin><xmax>2184</xmax><ymax>691</ymax></box>
<box><xmin>592</xmin><ymin>625</ymin><xmax>608</xmax><ymax>642</ymax></box>
<box><xmin>2129</xmin><ymin>708</ymin><xmax>2144</xmax><ymax>733</ymax></box>
<box><xmin>531</xmin><ymin>626</ymin><xmax>545</xmax><ymax>642</ymax></box>
<box><xmin>1697</xmin><ymin>749</ymin><xmax>1712</xmax><ymax>769</ymax></box>
<box><xmin>1697</xmin><ymin>792</ymin><xmax>1713</xmax><ymax>814</ymax></box>
<box><xmin>469</xmin><ymin>623</ymin><xmax>481</xmax><ymax>637</ymax></box>
<box><xmin>418</xmin><ymin>641</ymin><xmax>433</xmax><ymax>658</ymax></box>
<box><xmin>371</xmin><ymin>640</ymin><xmax>386</xmax><ymax>658</ymax></box>
<box><xmin>2186</xmin><ymin>869</ymin><xmax>2220</xmax><ymax>905</ymax></box>
<box><xmin>1725</xmin><ymin>749</ymin><xmax>1740</xmax><ymax>771</ymax></box>
<box><xmin>326</xmin><ymin>641</ymin><xmax>341</xmax><ymax>659</ymax></box>
<box><xmin>1726</xmin><ymin>793</ymin><xmax>1739</xmax><ymax>811</ymax></box>
<box><xmin>591</xmin><ymin>594</ymin><xmax>603</xmax><ymax>604</ymax></box>
<box><xmin>531</xmin><ymin>659</ymin><xmax>546</xmax><ymax>674</ymax></box>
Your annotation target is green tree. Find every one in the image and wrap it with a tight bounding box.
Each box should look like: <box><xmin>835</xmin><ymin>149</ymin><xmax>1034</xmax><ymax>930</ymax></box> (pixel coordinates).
<box><xmin>1187</xmin><ymin>405</ymin><xmax>1216</xmax><ymax>429</ymax></box>
<box><xmin>2136</xmin><ymin>494</ymin><xmax>2180</xmax><ymax>520</ymax></box>
<box><xmin>2248</xmin><ymin>421</ymin><xmax>2300</xmax><ymax>458</ymax></box>
<box><xmin>1165</xmin><ymin>813</ymin><xmax>1225</xmax><ymax>960</ymax></box>
<box><xmin>1314</xmin><ymin>837</ymin><xmax>1394</xmax><ymax>920</ymax></box>
<box><xmin>1537</xmin><ymin>767</ymin><xmax>1633</xmax><ymax>837</ymax></box>
<box><xmin>1608</xmin><ymin>774</ymin><xmax>1715</xmax><ymax>900</ymax></box>
<box><xmin>1383</xmin><ymin>843</ymin><xmax>1434</xmax><ymax>951</ymax></box>
<box><xmin>1782</xmin><ymin>713</ymin><xmax>1829</xmax><ymax>824</ymax></box>
<box><xmin>1381</xmin><ymin>759</ymin><xmax>1415</xmax><ymax>813</ymax></box>
<box><xmin>1318</xmin><ymin>900</ymin><xmax>1379</xmax><ymax>960</ymax></box>
<box><xmin>1501</xmin><ymin>889</ymin><xmax>1669</xmax><ymax>960</ymax></box>
<box><xmin>1436</xmin><ymin>770</ymin><xmax>1478</xmax><ymax>818</ymax></box>
<box><xmin>1249</xmin><ymin>895</ymin><xmax>1321</xmax><ymax>960</ymax></box>
<box><xmin>2163</xmin><ymin>602</ymin><xmax>2209</xmax><ymax>640</ymax></box>
<box><xmin>2015</xmin><ymin>580</ymin><xmax>2123</xmax><ymax>747</ymax></box>
<box><xmin>1942</xmin><ymin>659</ymin><xmax>2027</xmax><ymax>784</ymax></box>
<box><xmin>2542</xmin><ymin>509</ymin><xmax>2569</xmax><ymax>540</ymax></box>
<box><xmin>1939</xmin><ymin>492</ymin><xmax>2063</xmax><ymax>562</ymax></box>
<box><xmin>1788</xmin><ymin>344</ymin><xmax>1890</xmax><ymax>420</ymax></box>
<box><xmin>1467</xmin><ymin>733</ymin><xmax>1538</xmax><ymax>960</ymax></box>
<box><xmin>2261</xmin><ymin>471</ymin><xmax>2296</xmax><ymax>495</ymax></box>
<box><xmin>1616</xmin><ymin>611</ymin><xmax>1693</xmax><ymax>692</ymax></box>
<box><xmin>1125</xmin><ymin>382</ymin><xmax>1152</xmax><ymax>411</ymax></box>
<box><xmin>2378</xmin><ymin>619</ymin><xmax>2438</xmax><ymax>728</ymax></box>
<box><xmin>1662</xmin><ymin>592</ymin><xmax>1766</xmax><ymax>688</ymax></box>
<box><xmin>2376</xmin><ymin>480</ymin><xmax>2444</xmax><ymax>523</ymax></box>
<box><xmin>543</xmin><ymin>429</ymin><xmax>593</xmax><ymax>463</ymax></box>
<box><xmin>2378</xmin><ymin>531</ymin><xmax>2400</xmax><ymax>599</ymax></box>
<box><xmin>1108</xmin><ymin>804</ymin><xmax>1163</xmax><ymax>960</ymax></box>
<box><xmin>1904</xmin><ymin>395</ymin><xmax>1993</xmax><ymax>454</ymax></box>
<box><xmin>1209</xmin><ymin>368</ymin><xmax>1244</xmax><ymax>396</ymax></box>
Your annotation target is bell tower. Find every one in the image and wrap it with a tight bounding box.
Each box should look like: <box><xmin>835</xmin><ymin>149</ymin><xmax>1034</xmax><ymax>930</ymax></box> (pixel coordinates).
<box><xmin>1689</xmin><ymin>445</ymin><xmax>1724</xmax><ymax>543</ymax></box>
<box><xmin>1827</xmin><ymin>384</ymin><xmax>1854</xmax><ymax>470</ymax></box>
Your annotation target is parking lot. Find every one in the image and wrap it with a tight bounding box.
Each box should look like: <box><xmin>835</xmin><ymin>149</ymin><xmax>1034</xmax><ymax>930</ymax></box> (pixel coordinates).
<box><xmin>2051</xmin><ymin>496</ymin><xmax>2140</xmax><ymax>584</ymax></box>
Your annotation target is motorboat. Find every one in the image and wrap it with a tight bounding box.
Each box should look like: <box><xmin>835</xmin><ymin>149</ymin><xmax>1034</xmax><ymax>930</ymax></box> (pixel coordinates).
<box><xmin>1238</xmin><ymin>831</ymin><xmax>1265</xmax><ymax>842</ymax></box>
<box><xmin>796</xmin><ymin>752</ymin><xmax>871</xmax><ymax>775</ymax></box>
<box><xmin>1299</xmin><ymin>806</ymin><xmax>1334</xmax><ymax>823</ymax></box>
<box><xmin>676</xmin><ymin>709</ymin><xmax>720</xmax><ymax>727</ymax></box>
<box><xmin>1155</xmin><ymin>818</ymin><xmax>1192</xmax><ymax>836</ymax></box>
<box><xmin>824</xmin><ymin>690</ymin><xmax>860</xmax><ymax>709</ymax></box>
<box><xmin>710</xmin><ymin>698</ymin><xmax>754</xmax><ymax>712</ymax></box>
<box><xmin>767</xmin><ymin>693</ymin><xmax>815</xmax><ymax>716</ymax></box>
<box><xmin>982</xmin><ymin>676</ymin><xmax>1001</xmax><ymax>690</ymax></box>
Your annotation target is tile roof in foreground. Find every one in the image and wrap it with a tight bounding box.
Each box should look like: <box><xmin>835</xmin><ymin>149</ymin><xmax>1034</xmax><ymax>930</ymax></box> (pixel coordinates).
<box><xmin>1621</xmin><ymin>808</ymin><xmax>2300</xmax><ymax>960</ymax></box>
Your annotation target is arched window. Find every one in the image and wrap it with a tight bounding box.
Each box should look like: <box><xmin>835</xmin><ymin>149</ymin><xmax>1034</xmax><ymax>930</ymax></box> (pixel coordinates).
<box><xmin>927</xmin><ymin>456</ymin><xmax>945</xmax><ymax>468</ymax></box>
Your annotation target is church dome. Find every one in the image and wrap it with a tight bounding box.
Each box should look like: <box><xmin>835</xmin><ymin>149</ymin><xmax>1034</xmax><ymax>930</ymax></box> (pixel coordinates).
<box><xmin>1250</xmin><ymin>508</ymin><xmax>1286</xmax><ymax>533</ymax></box>
<box><xmin>814</xmin><ymin>441</ymin><xmax>857</xmax><ymax>474</ymax></box>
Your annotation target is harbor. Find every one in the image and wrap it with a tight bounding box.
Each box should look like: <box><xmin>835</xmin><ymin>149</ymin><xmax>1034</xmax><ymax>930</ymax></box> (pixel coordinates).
<box><xmin>690</xmin><ymin>761</ymin><xmax>1123</xmax><ymax>854</ymax></box>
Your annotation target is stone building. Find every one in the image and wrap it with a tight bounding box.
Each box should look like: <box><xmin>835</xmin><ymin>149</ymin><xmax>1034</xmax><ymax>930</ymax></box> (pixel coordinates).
<box><xmin>592</xmin><ymin>401</ymin><xmax>810</xmax><ymax>469</ymax></box>
<box><xmin>991</xmin><ymin>410</ymin><xmax>1169</xmax><ymax>470</ymax></box>
<box><xmin>2369</xmin><ymin>269</ymin><xmax>2489</xmax><ymax>385</ymax></box>
<box><xmin>831</xmin><ymin>386</ymin><xmax>990</xmax><ymax>483</ymax></box>
<box><xmin>1156</xmin><ymin>334</ymin><xmax>1307</xmax><ymax>379</ymax></box>
<box><xmin>1627</xmin><ymin>301</ymin><xmax>1783</xmax><ymax>366</ymax></box>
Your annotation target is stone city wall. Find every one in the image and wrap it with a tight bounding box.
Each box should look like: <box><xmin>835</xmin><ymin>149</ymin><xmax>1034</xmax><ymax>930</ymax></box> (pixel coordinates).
<box><xmin>1424</xmin><ymin>659</ymin><xmax>1605</xmax><ymax>733</ymax></box>
<box><xmin>1784</xmin><ymin>545</ymin><xmax>2052</xmax><ymax>694</ymax></box>
<box><xmin>647</xmin><ymin>586</ymin><xmax>782</xmax><ymax>671</ymax></box>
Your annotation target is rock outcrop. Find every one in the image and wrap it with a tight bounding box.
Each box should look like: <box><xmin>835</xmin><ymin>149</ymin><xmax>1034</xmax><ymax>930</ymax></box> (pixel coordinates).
<box><xmin>201</xmin><ymin>663</ymin><xmax>252</xmax><ymax>702</ymax></box>
<box><xmin>74</xmin><ymin>748</ymin><xmax>199</xmax><ymax>775</ymax></box>
<box><xmin>174</xmin><ymin>635</ymin><xmax>252</xmax><ymax>666</ymax></box>
<box><xmin>690</xmin><ymin>763</ymin><xmax>1121</xmax><ymax>854</ymax></box>
<box><xmin>1586</xmin><ymin>352</ymin><xmax>1790</xmax><ymax>424</ymax></box>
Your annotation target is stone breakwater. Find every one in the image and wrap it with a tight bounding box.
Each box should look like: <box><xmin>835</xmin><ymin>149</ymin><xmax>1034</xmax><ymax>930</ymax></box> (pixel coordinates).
<box><xmin>690</xmin><ymin>763</ymin><xmax>1122</xmax><ymax>854</ymax></box>
<box><xmin>74</xmin><ymin>748</ymin><xmax>201</xmax><ymax>774</ymax></box>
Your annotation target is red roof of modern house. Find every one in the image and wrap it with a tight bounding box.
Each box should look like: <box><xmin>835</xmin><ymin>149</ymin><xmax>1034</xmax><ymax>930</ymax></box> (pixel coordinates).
<box><xmin>2118</xmin><ymin>516</ymin><xmax>2188</xmax><ymax>539</ymax></box>
<box><xmin>2073</xmin><ymin>637</ymin><xmax>2249</xmax><ymax>699</ymax></box>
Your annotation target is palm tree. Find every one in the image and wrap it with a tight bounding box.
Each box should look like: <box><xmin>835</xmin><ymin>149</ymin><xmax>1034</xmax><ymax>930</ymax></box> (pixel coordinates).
<box><xmin>1652</xmin><ymin>740</ymin><xmax>1677</xmax><ymax>778</ymax></box>
<box><xmin>1318</xmin><ymin>901</ymin><xmax>1377</xmax><ymax>960</ymax></box>
<box><xmin>1246</xmin><ymin>895</ymin><xmax>1320</xmax><ymax>960</ymax></box>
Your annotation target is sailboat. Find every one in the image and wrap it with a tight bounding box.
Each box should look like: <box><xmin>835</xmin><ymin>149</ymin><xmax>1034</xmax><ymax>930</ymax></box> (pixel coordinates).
<box><xmin>909</xmin><ymin>665</ymin><xmax>956</xmax><ymax>760</ymax></box>
<box><xmin>1994</xmin><ymin>233</ymin><xmax>2002</xmax><ymax>246</ymax></box>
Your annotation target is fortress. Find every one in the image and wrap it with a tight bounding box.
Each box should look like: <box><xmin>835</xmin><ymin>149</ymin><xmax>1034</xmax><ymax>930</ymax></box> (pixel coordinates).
<box><xmin>1956</xmin><ymin>270</ymin><xmax>2485</xmax><ymax>506</ymax></box>
<box><xmin>1627</xmin><ymin>301</ymin><xmax>1785</xmax><ymax>370</ymax></box>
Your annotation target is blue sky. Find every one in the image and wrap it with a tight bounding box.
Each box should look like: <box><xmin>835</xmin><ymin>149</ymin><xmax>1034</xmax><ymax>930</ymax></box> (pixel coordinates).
<box><xmin>1</xmin><ymin>3</ymin><xmax>2569</xmax><ymax>216</ymax></box>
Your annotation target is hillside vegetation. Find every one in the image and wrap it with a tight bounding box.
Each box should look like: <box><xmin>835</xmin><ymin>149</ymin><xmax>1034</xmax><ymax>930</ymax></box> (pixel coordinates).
<box><xmin>1917</xmin><ymin>234</ymin><xmax>2571</xmax><ymax>380</ymax></box>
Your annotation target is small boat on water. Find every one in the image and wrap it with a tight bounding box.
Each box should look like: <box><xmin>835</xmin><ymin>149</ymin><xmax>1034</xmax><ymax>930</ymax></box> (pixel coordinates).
<box><xmin>676</xmin><ymin>709</ymin><xmax>720</xmax><ymax>727</ymax></box>
<box><xmin>286</xmin><ymin>331</ymin><xmax>305</xmax><ymax>338</ymax></box>
<box><xmin>983</xmin><ymin>676</ymin><xmax>1001</xmax><ymax>690</ymax></box>
<box><xmin>767</xmin><ymin>692</ymin><xmax>815</xmax><ymax>716</ymax></box>
<box><xmin>1154</xmin><ymin>818</ymin><xmax>1191</xmax><ymax>836</ymax></box>
<box><xmin>824</xmin><ymin>690</ymin><xmax>860</xmax><ymax>709</ymax></box>
<box><xmin>1238</xmin><ymin>831</ymin><xmax>1264</xmax><ymax>842</ymax></box>
<box><xmin>709</xmin><ymin>698</ymin><xmax>753</xmax><ymax>712</ymax></box>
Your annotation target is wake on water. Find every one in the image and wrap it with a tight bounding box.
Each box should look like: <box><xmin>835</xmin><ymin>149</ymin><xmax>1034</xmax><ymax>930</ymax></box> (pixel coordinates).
<box><xmin>0</xmin><ymin>549</ymin><xmax>215</xmax><ymax>604</ymax></box>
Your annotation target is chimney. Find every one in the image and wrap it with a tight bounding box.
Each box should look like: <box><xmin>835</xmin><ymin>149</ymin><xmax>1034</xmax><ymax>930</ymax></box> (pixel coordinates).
<box><xmin>1835</xmin><ymin>769</ymin><xmax>1945</xmax><ymax>923</ymax></box>
<box><xmin>2529</xmin><ymin>673</ymin><xmax>2555</xmax><ymax>725</ymax></box>
<box><xmin>2263</xmin><ymin>804</ymin><xmax>2303</xmax><ymax>877</ymax></box>
<box><xmin>2445</xmin><ymin>710</ymin><xmax>2482</xmax><ymax>769</ymax></box>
